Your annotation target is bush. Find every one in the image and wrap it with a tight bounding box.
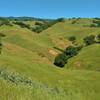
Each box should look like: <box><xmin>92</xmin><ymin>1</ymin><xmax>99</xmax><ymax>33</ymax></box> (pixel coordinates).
<box><xmin>65</xmin><ymin>46</ymin><xmax>79</xmax><ymax>57</ymax></box>
<box><xmin>90</xmin><ymin>24</ymin><xmax>97</xmax><ymax>27</ymax></box>
<box><xmin>32</xmin><ymin>18</ymin><xmax>65</xmax><ymax>33</ymax></box>
<box><xmin>97</xmin><ymin>33</ymin><xmax>100</xmax><ymax>43</ymax></box>
<box><xmin>32</xmin><ymin>24</ymin><xmax>47</xmax><ymax>33</ymax></box>
<box><xmin>84</xmin><ymin>35</ymin><xmax>96</xmax><ymax>45</ymax></box>
<box><xmin>13</xmin><ymin>22</ymin><xmax>30</xmax><ymax>29</ymax></box>
<box><xmin>32</xmin><ymin>23</ymin><xmax>50</xmax><ymax>33</ymax></box>
<box><xmin>0</xmin><ymin>39</ymin><xmax>2</xmax><ymax>54</ymax></box>
<box><xmin>35</xmin><ymin>22</ymin><xmax>43</xmax><ymax>26</ymax></box>
<box><xmin>0</xmin><ymin>18</ymin><xmax>12</xmax><ymax>26</ymax></box>
<box><xmin>0</xmin><ymin>33</ymin><xmax>6</xmax><ymax>37</ymax></box>
<box><xmin>54</xmin><ymin>46</ymin><xmax>81</xmax><ymax>67</ymax></box>
<box><xmin>94</xmin><ymin>18</ymin><xmax>100</xmax><ymax>20</ymax></box>
<box><xmin>56</xmin><ymin>18</ymin><xmax>65</xmax><ymax>22</ymax></box>
<box><xmin>68</xmin><ymin>36</ymin><xmax>76</xmax><ymax>43</ymax></box>
<box><xmin>71</xmin><ymin>20</ymin><xmax>77</xmax><ymax>24</ymax></box>
<box><xmin>0</xmin><ymin>33</ymin><xmax>5</xmax><ymax>54</ymax></box>
<box><xmin>54</xmin><ymin>53</ymin><xmax>68</xmax><ymax>67</ymax></box>
<box><xmin>92</xmin><ymin>20</ymin><xmax>100</xmax><ymax>27</ymax></box>
<box><xmin>76</xmin><ymin>45</ymin><xmax>83</xmax><ymax>51</ymax></box>
<box><xmin>32</xmin><ymin>26</ymin><xmax>43</xmax><ymax>33</ymax></box>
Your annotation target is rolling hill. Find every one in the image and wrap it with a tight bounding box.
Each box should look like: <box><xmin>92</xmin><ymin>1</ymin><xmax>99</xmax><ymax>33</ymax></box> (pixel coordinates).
<box><xmin>0</xmin><ymin>17</ymin><xmax>100</xmax><ymax>100</ymax></box>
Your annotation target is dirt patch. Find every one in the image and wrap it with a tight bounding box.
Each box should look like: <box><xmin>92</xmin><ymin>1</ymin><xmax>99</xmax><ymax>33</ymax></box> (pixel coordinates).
<box><xmin>74</xmin><ymin>61</ymin><xmax>82</xmax><ymax>68</ymax></box>
<box><xmin>56</xmin><ymin>38</ymin><xmax>71</xmax><ymax>48</ymax></box>
<box><xmin>49</xmin><ymin>49</ymin><xmax>58</xmax><ymax>56</ymax></box>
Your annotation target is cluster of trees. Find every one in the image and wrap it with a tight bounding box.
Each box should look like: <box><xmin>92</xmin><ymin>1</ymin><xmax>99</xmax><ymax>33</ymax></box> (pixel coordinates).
<box><xmin>68</xmin><ymin>36</ymin><xmax>76</xmax><ymax>44</ymax></box>
<box><xmin>54</xmin><ymin>45</ymin><xmax>82</xmax><ymax>67</ymax></box>
<box><xmin>32</xmin><ymin>22</ymin><xmax>50</xmax><ymax>33</ymax></box>
<box><xmin>0</xmin><ymin>17</ymin><xmax>65</xmax><ymax>33</ymax></box>
<box><xmin>13</xmin><ymin>20</ymin><xmax>55</xmax><ymax>33</ymax></box>
<box><xmin>0</xmin><ymin>33</ymin><xmax>5</xmax><ymax>54</ymax></box>
<box><xmin>97</xmin><ymin>34</ymin><xmax>100</xmax><ymax>43</ymax></box>
<box><xmin>0</xmin><ymin>17</ymin><xmax>12</xmax><ymax>26</ymax></box>
<box><xmin>13</xmin><ymin>21</ymin><xmax>30</xmax><ymax>29</ymax></box>
<box><xmin>71</xmin><ymin>20</ymin><xmax>77</xmax><ymax>24</ymax></box>
<box><xmin>90</xmin><ymin>20</ymin><xmax>100</xmax><ymax>27</ymax></box>
<box><xmin>13</xmin><ymin>18</ymin><xmax>64</xmax><ymax>33</ymax></box>
<box><xmin>54</xmin><ymin>34</ymin><xmax>100</xmax><ymax>68</ymax></box>
<box><xmin>6</xmin><ymin>17</ymin><xmax>54</xmax><ymax>22</ymax></box>
<box><xmin>68</xmin><ymin>34</ymin><xmax>100</xmax><ymax>45</ymax></box>
<box><xmin>84</xmin><ymin>34</ymin><xmax>100</xmax><ymax>45</ymax></box>
<box><xmin>71</xmin><ymin>18</ymin><xmax>81</xmax><ymax>24</ymax></box>
<box><xmin>32</xmin><ymin>18</ymin><xmax>65</xmax><ymax>33</ymax></box>
<box><xmin>68</xmin><ymin>17</ymin><xmax>81</xmax><ymax>20</ymax></box>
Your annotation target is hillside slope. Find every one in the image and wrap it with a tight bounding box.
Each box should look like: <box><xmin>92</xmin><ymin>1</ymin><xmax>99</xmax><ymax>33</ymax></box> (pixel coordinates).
<box><xmin>0</xmin><ymin>18</ymin><xmax>100</xmax><ymax>100</ymax></box>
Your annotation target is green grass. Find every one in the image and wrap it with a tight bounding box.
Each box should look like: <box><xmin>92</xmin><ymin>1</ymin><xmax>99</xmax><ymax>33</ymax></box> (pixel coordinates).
<box><xmin>0</xmin><ymin>18</ymin><xmax>100</xmax><ymax>100</ymax></box>
<box><xmin>66</xmin><ymin>44</ymin><xmax>100</xmax><ymax>71</ymax></box>
<box><xmin>0</xmin><ymin>69</ymin><xmax>100</xmax><ymax>100</ymax></box>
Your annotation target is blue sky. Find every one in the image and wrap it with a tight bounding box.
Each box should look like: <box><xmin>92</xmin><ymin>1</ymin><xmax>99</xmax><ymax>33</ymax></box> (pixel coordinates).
<box><xmin>0</xmin><ymin>0</ymin><xmax>100</xmax><ymax>18</ymax></box>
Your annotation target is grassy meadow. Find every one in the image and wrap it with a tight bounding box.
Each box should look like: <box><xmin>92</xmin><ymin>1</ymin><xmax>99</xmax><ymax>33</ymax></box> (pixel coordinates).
<box><xmin>0</xmin><ymin>17</ymin><xmax>100</xmax><ymax>100</ymax></box>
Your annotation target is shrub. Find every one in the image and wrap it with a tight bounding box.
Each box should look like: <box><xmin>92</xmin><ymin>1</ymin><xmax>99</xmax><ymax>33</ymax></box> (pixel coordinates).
<box><xmin>13</xmin><ymin>22</ymin><xmax>30</xmax><ymax>29</ymax></box>
<box><xmin>35</xmin><ymin>22</ymin><xmax>43</xmax><ymax>26</ymax></box>
<box><xmin>54</xmin><ymin>53</ymin><xmax>67</xmax><ymax>67</ymax></box>
<box><xmin>94</xmin><ymin>18</ymin><xmax>100</xmax><ymax>20</ymax></box>
<box><xmin>65</xmin><ymin>46</ymin><xmax>79</xmax><ymax>57</ymax></box>
<box><xmin>92</xmin><ymin>20</ymin><xmax>100</xmax><ymax>27</ymax></box>
<box><xmin>0</xmin><ymin>39</ymin><xmax>2</xmax><ymax>54</ymax></box>
<box><xmin>32</xmin><ymin>27</ymin><xmax>41</xmax><ymax>33</ymax></box>
<box><xmin>32</xmin><ymin>25</ymin><xmax>46</xmax><ymax>33</ymax></box>
<box><xmin>83</xmin><ymin>35</ymin><xmax>96</xmax><ymax>45</ymax></box>
<box><xmin>97</xmin><ymin>33</ymin><xmax>100</xmax><ymax>43</ymax></box>
<box><xmin>68</xmin><ymin>36</ymin><xmax>76</xmax><ymax>44</ymax></box>
<box><xmin>56</xmin><ymin>18</ymin><xmax>65</xmax><ymax>22</ymax></box>
<box><xmin>54</xmin><ymin>44</ymin><xmax>84</xmax><ymax>68</ymax></box>
<box><xmin>77</xmin><ymin>17</ymin><xmax>81</xmax><ymax>20</ymax></box>
<box><xmin>32</xmin><ymin>23</ymin><xmax>50</xmax><ymax>33</ymax></box>
<box><xmin>76</xmin><ymin>45</ymin><xmax>83</xmax><ymax>51</ymax></box>
<box><xmin>0</xmin><ymin>33</ymin><xmax>5</xmax><ymax>54</ymax></box>
<box><xmin>54</xmin><ymin>46</ymin><xmax>81</xmax><ymax>67</ymax></box>
<box><xmin>32</xmin><ymin>18</ymin><xmax>65</xmax><ymax>33</ymax></box>
<box><xmin>0</xmin><ymin>44</ymin><xmax>1</xmax><ymax>51</ymax></box>
<box><xmin>0</xmin><ymin>18</ymin><xmax>12</xmax><ymax>26</ymax></box>
<box><xmin>53</xmin><ymin>47</ymin><xmax>64</xmax><ymax>52</ymax></box>
<box><xmin>0</xmin><ymin>33</ymin><xmax>6</xmax><ymax>37</ymax></box>
<box><xmin>90</xmin><ymin>24</ymin><xmax>97</xmax><ymax>27</ymax></box>
<box><xmin>71</xmin><ymin>20</ymin><xmax>77</xmax><ymax>24</ymax></box>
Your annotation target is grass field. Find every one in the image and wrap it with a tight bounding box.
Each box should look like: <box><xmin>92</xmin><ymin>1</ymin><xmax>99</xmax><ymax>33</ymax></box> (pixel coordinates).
<box><xmin>0</xmin><ymin>18</ymin><xmax>100</xmax><ymax>100</ymax></box>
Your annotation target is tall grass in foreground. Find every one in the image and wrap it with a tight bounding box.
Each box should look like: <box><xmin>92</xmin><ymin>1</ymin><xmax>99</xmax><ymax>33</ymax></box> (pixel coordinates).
<box><xmin>0</xmin><ymin>68</ymin><xmax>100</xmax><ymax>100</ymax></box>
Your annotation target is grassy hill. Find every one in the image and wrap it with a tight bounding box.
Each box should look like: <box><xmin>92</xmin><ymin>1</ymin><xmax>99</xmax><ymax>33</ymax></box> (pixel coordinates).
<box><xmin>0</xmin><ymin>17</ymin><xmax>100</xmax><ymax>100</ymax></box>
<box><xmin>66</xmin><ymin>44</ymin><xmax>100</xmax><ymax>71</ymax></box>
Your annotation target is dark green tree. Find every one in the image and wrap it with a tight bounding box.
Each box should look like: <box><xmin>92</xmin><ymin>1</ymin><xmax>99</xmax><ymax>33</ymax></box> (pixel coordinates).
<box><xmin>54</xmin><ymin>53</ymin><xmax>68</xmax><ymax>67</ymax></box>
<box><xmin>97</xmin><ymin>33</ymin><xmax>100</xmax><ymax>43</ymax></box>
<box><xmin>0</xmin><ymin>33</ymin><xmax>5</xmax><ymax>54</ymax></box>
<box><xmin>90</xmin><ymin>24</ymin><xmax>97</xmax><ymax>27</ymax></box>
<box><xmin>68</xmin><ymin>36</ymin><xmax>76</xmax><ymax>44</ymax></box>
<box><xmin>13</xmin><ymin>22</ymin><xmax>30</xmax><ymax>29</ymax></box>
<box><xmin>56</xmin><ymin>18</ymin><xmax>65</xmax><ymax>22</ymax></box>
<box><xmin>35</xmin><ymin>22</ymin><xmax>43</xmax><ymax>26</ymax></box>
<box><xmin>65</xmin><ymin>46</ymin><xmax>78</xmax><ymax>57</ymax></box>
<box><xmin>71</xmin><ymin>20</ymin><xmax>77</xmax><ymax>24</ymax></box>
<box><xmin>0</xmin><ymin>17</ymin><xmax>12</xmax><ymax>26</ymax></box>
<box><xmin>83</xmin><ymin>35</ymin><xmax>95</xmax><ymax>45</ymax></box>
